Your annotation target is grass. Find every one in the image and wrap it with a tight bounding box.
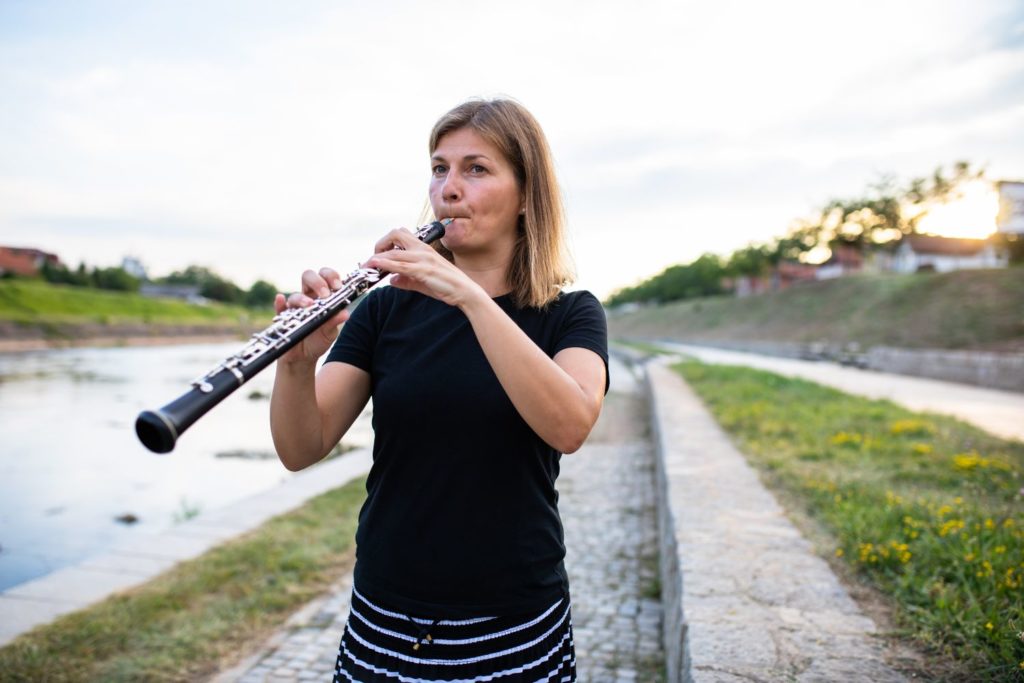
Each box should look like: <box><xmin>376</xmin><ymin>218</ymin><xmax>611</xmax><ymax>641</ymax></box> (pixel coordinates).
<box><xmin>672</xmin><ymin>360</ymin><xmax>1024</xmax><ymax>680</ymax></box>
<box><xmin>0</xmin><ymin>476</ymin><xmax>366</xmax><ymax>682</ymax></box>
<box><xmin>614</xmin><ymin>339</ymin><xmax>677</xmax><ymax>357</ymax></box>
<box><xmin>608</xmin><ymin>268</ymin><xmax>1024</xmax><ymax>352</ymax></box>
<box><xmin>0</xmin><ymin>279</ymin><xmax>259</xmax><ymax>327</ymax></box>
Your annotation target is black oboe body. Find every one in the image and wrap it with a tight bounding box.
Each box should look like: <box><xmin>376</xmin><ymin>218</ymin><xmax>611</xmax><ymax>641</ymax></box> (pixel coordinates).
<box><xmin>135</xmin><ymin>219</ymin><xmax>449</xmax><ymax>454</ymax></box>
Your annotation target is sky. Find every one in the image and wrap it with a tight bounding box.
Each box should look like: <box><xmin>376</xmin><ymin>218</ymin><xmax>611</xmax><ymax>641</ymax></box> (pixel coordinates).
<box><xmin>2</xmin><ymin>0</ymin><xmax>1023</xmax><ymax>299</ymax></box>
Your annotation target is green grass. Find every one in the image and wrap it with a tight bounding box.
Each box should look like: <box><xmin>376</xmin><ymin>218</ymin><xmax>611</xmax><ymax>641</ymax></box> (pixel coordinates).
<box><xmin>0</xmin><ymin>476</ymin><xmax>366</xmax><ymax>682</ymax></box>
<box><xmin>613</xmin><ymin>339</ymin><xmax>677</xmax><ymax>357</ymax></box>
<box><xmin>674</xmin><ymin>360</ymin><xmax>1024</xmax><ymax>680</ymax></box>
<box><xmin>0</xmin><ymin>279</ymin><xmax>259</xmax><ymax>327</ymax></box>
<box><xmin>609</xmin><ymin>268</ymin><xmax>1024</xmax><ymax>352</ymax></box>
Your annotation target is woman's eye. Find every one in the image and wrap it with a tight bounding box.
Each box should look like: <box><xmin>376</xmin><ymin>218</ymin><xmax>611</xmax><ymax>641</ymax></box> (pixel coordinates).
<box><xmin>469</xmin><ymin>164</ymin><xmax>487</xmax><ymax>174</ymax></box>
<box><xmin>432</xmin><ymin>164</ymin><xmax>448</xmax><ymax>175</ymax></box>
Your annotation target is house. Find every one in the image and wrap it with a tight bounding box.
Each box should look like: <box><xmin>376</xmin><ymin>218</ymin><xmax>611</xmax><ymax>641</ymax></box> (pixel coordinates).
<box><xmin>0</xmin><ymin>246</ymin><xmax>62</xmax><ymax>277</ymax></box>
<box><xmin>730</xmin><ymin>261</ymin><xmax>817</xmax><ymax>297</ymax></box>
<box><xmin>139</xmin><ymin>283</ymin><xmax>206</xmax><ymax>304</ymax></box>
<box><xmin>815</xmin><ymin>245</ymin><xmax>864</xmax><ymax>280</ymax></box>
<box><xmin>777</xmin><ymin>261</ymin><xmax>819</xmax><ymax>288</ymax></box>
<box><xmin>890</xmin><ymin>234</ymin><xmax>1007</xmax><ymax>274</ymax></box>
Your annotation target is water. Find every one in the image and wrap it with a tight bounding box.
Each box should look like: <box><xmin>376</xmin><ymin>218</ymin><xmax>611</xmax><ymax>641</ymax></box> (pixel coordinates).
<box><xmin>0</xmin><ymin>342</ymin><xmax>372</xmax><ymax>592</ymax></box>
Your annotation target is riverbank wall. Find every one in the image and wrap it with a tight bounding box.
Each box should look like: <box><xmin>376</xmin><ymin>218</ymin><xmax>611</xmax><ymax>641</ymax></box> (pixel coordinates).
<box><xmin>640</xmin><ymin>338</ymin><xmax>1024</xmax><ymax>393</ymax></box>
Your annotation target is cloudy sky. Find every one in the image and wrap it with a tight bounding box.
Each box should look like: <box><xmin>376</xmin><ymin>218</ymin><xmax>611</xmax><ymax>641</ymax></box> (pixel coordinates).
<box><xmin>2</xmin><ymin>0</ymin><xmax>1023</xmax><ymax>299</ymax></box>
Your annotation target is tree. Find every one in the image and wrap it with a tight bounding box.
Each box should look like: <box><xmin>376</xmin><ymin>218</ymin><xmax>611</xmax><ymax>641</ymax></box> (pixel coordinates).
<box><xmin>726</xmin><ymin>244</ymin><xmax>773</xmax><ymax>277</ymax></box>
<box><xmin>606</xmin><ymin>253</ymin><xmax>726</xmax><ymax>306</ymax></box>
<box><xmin>91</xmin><ymin>266</ymin><xmax>140</xmax><ymax>292</ymax></box>
<box><xmin>40</xmin><ymin>260</ymin><xmax>91</xmax><ymax>287</ymax></box>
<box><xmin>158</xmin><ymin>265</ymin><xmax>244</xmax><ymax>304</ymax></box>
<box><xmin>806</xmin><ymin>161</ymin><xmax>985</xmax><ymax>252</ymax></box>
<box><xmin>245</xmin><ymin>279</ymin><xmax>278</xmax><ymax>308</ymax></box>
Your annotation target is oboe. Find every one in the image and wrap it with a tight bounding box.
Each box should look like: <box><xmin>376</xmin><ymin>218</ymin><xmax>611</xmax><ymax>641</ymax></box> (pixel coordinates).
<box><xmin>135</xmin><ymin>218</ymin><xmax>450</xmax><ymax>454</ymax></box>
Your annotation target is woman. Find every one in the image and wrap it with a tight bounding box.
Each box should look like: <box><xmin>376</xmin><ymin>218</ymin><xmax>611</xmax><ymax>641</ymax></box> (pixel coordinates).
<box><xmin>270</xmin><ymin>98</ymin><xmax>608</xmax><ymax>682</ymax></box>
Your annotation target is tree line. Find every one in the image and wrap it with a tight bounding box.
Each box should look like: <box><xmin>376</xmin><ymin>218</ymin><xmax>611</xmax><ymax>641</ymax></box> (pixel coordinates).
<box><xmin>606</xmin><ymin>161</ymin><xmax>1018</xmax><ymax>307</ymax></box>
<box><xmin>26</xmin><ymin>261</ymin><xmax>279</xmax><ymax>308</ymax></box>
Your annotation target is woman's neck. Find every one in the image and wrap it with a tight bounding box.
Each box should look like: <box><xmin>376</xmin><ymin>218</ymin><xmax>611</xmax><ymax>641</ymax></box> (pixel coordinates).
<box><xmin>453</xmin><ymin>256</ymin><xmax>511</xmax><ymax>298</ymax></box>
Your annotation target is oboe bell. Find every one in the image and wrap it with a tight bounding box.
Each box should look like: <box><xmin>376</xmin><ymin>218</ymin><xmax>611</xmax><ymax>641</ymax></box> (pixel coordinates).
<box><xmin>135</xmin><ymin>219</ymin><xmax>449</xmax><ymax>454</ymax></box>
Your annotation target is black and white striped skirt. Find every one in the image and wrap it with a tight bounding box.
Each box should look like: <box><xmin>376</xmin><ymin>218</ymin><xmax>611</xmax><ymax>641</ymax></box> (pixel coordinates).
<box><xmin>334</xmin><ymin>586</ymin><xmax>576</xmax><ymax>682</ymax></box>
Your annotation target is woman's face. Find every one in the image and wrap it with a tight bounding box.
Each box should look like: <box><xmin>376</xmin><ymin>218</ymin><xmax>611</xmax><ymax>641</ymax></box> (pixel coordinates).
<box><xmin>429</xmin><ymin>127</ymin><xmax>523</xmax><ymax>258</ymax></box>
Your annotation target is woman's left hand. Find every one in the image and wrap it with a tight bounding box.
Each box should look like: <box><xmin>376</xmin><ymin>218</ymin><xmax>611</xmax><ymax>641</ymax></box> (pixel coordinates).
<box><xmin>365</xmin><ymin>228</ymin><xmax>483</xmax><ymax>308</ymax></box>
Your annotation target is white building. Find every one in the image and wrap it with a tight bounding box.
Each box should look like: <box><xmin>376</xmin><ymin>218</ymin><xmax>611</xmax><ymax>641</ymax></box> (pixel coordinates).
<box><xmin>890</xmin><ymin>235</ymin><xmax>1007</xmax><ymax>274</ymax></box>
<box><xmin>121</xmin><ymin>256</ymin><xmax>148</xmax><ymax>280</ymax></box>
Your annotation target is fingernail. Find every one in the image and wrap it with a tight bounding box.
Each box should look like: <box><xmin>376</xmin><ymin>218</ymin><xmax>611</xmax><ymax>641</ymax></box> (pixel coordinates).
<box><xmin>332</xmin><ymin>278</ymin><xmax>343</xmax><ymax>289</ymax></box>
<box><xmin>319</xmin><ymin>288</ymin><xmax>330</xmax><ymax>298</ymax></box>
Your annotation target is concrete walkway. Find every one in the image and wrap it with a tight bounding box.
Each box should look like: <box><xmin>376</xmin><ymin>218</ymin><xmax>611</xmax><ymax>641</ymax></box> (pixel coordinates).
<box><xmin>647</xmin><ymin>358</ymin><xmax>906</xmax><ymax>682</ymax></box>
<box><xmin>661</xmin><ymin>342</ymin><xmax>1024</xmax><ymax>442</ymax></box>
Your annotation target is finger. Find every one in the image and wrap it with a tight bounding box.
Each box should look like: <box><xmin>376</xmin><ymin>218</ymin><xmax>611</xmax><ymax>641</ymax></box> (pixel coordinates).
<box><xmin>388</xmin><ymin>273</ymin><xmax>425</xmax><ymax>295</ymax></box>
<box><xmin>274</xmin><ymin>292</ymin><xmax>287</xmax><ymax>314</ymax></box>
<box><xmin>367</xmin><ymin>247</ymin><xmax>422</xmax><ymax>271</ymax></box>
<box><xmin>301</xmin><ymin>269</ymin><xmax>331</xmax><ymax>298</ymax></box>
<box><xmin>287</xmin><ymin>292</ymin><xmax>316</xmax><ymax>308</ymax></box>
<box><xmin>324</xmin><ymin>308</ymin><xmax>351</xmax><ymax>331</ymax></box>
<box><xmin>318</xmin><ymin>267</ymin><xmax>343</xmax><ymax>290</ymax></box>
<box><xmin>373</xmin><ymin>227</ymin><xmax>415</xmax><ymax>254</ymax></box>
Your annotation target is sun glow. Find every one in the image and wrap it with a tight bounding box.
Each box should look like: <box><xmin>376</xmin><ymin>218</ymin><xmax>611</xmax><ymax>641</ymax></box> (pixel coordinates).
<box><xmin>912</xmin><ymin>181</ymin><xmax>1000</xmax><ymax>239</ymax></box>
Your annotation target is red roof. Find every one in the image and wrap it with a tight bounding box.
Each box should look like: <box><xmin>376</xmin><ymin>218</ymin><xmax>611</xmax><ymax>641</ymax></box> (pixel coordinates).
<box><xmin>0</xmin><ymin>246</ymin><xmax>61</xmax><ymax>276</ymax></box>
<box><xmin>904</xmin><ymin>235</ymin><xmax>989</xmax><ymax>256</ymax></box>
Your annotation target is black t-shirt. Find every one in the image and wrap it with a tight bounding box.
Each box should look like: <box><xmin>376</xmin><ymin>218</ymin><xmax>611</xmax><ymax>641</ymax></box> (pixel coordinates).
<box><xmin>325</xmin><ymin>286</ymin><xmax>609</xmax><ymax>618</ymax></box>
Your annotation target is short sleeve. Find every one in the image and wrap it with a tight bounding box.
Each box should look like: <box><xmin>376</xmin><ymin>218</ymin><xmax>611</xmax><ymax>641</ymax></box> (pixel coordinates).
<box><xmin>552</xmin><ymin>291</ymin><xmax>610</xmax><ymax>394</ymax></box>
<box><xmin>324</xmin><ymin>289</ymin><xmax>381</xmax><ymax>372</ymax></box>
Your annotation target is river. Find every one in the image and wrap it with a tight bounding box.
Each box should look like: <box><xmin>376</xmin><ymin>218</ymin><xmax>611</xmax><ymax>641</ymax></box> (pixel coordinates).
<box><xmin>0</xmin><ymin>342</ymin><xmax>372</xmax><ymax>592</ymax></box>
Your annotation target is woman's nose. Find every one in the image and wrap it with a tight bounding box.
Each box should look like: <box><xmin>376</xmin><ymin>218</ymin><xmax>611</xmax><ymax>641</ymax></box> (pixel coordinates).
<box><xmin>442</xmin><ymin>174</ymin><xmax>461</xmax><ymax>202</ymax></box>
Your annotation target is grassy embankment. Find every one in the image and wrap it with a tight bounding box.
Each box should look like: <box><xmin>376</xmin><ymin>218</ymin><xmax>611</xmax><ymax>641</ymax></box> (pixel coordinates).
<box><xmin>0</xmin><ymin>476</ymin><xmax>365</xmax><ymax>682</ymax></box>
<box><xmin>609</xmin><ymin>268</ymin><xmax>1024</xmax><ymax>352</ymax></box>
<box><xmin>0</xmin><ymin>279</ymin><xmax>265</xmax><ymax>342</ymax></box>
<box><xmin>671</xmin><ymin>359</ymin><xmax>1023</xmax><ymax>680</ymax></box>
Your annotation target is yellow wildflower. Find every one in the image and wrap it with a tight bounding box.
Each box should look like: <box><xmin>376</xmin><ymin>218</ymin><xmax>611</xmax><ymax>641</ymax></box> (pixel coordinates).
<box><xmin>938</xmin><ymin>519</ymin><xmax>965</xmax><ymax>537</ymax></box>
<box><xmin>830</xmin><ymin>432</ymin><xmax>862</xmax><ymax>446</ymax></box>
<box><xmin>986</xmin><ymin>622</ymin><xmax>994</xmax><ymax>631</ymax></box>
<box><xmin>835</xmin><ymin>548</ymin><xmax>844</xmax><ymax>557</ymax></box>
<box><xmin>953</xmin><ymin>452</ymin><xmax>992</xmax><ymax>471</ymax></box>
<box><xmin>890</xmin><ymin>419</ymin><xmax>933</xmax><ymax>436</ymax></box>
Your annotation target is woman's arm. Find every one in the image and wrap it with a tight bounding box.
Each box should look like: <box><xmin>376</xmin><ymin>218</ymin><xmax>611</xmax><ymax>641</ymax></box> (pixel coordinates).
<box><xmin>270</xmin><ymin>360</ymin><xmax>371</xmax><ymax>471</ymax></box>
<box><xmin>459</xmin><ymin>293</ymin><xmax>605</xmax><ymax>453</ymax></box>
<box><xmin>268</xmin><ymin>270</ymin><xmax>372</xmax><ymax>471</ymax></box>
<box><xmin>368</xmin><ymin>231</ymin><xmax>606</xmax><ymax>453</ymax></box>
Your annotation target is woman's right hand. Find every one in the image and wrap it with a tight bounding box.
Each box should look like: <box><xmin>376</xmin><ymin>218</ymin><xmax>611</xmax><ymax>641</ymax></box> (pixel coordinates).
<box><xmin>273</xmin><ymin>267</ymin><xmax>351</xmax><ymax>366</ymax></box>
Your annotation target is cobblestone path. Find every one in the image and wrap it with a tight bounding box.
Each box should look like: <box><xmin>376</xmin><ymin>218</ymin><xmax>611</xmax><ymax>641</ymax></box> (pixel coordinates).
<box><xmin>214</xmin><ymin>355</ymin><xmax>665</xmax><ymax>682</ymax></box>
<box><xmin>560</xmin><ymin>356</ymin><xmax>665</xmax><ymax>681</ymax></box>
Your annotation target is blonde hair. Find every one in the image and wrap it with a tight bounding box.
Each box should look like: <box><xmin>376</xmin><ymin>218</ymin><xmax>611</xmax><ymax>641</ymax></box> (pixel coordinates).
<box><xmin>428</xmin><ymin>98</ymin><xmax>574</xmax><ymax>309</ymax></box>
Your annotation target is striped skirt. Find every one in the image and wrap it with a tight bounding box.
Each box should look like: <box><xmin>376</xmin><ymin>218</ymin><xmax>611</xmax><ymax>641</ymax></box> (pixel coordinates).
<box><xmin>333</xmin><ymin>586</ymin><xmax>576</xmax><ymax>682</ymax></box>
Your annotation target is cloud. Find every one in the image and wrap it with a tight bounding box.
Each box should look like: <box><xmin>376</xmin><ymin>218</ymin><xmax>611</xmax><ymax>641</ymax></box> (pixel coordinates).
<box><xmin>1</xmin><ymin>0</ymin><xmax>1022</xmax><ymax>298</ymax></box>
